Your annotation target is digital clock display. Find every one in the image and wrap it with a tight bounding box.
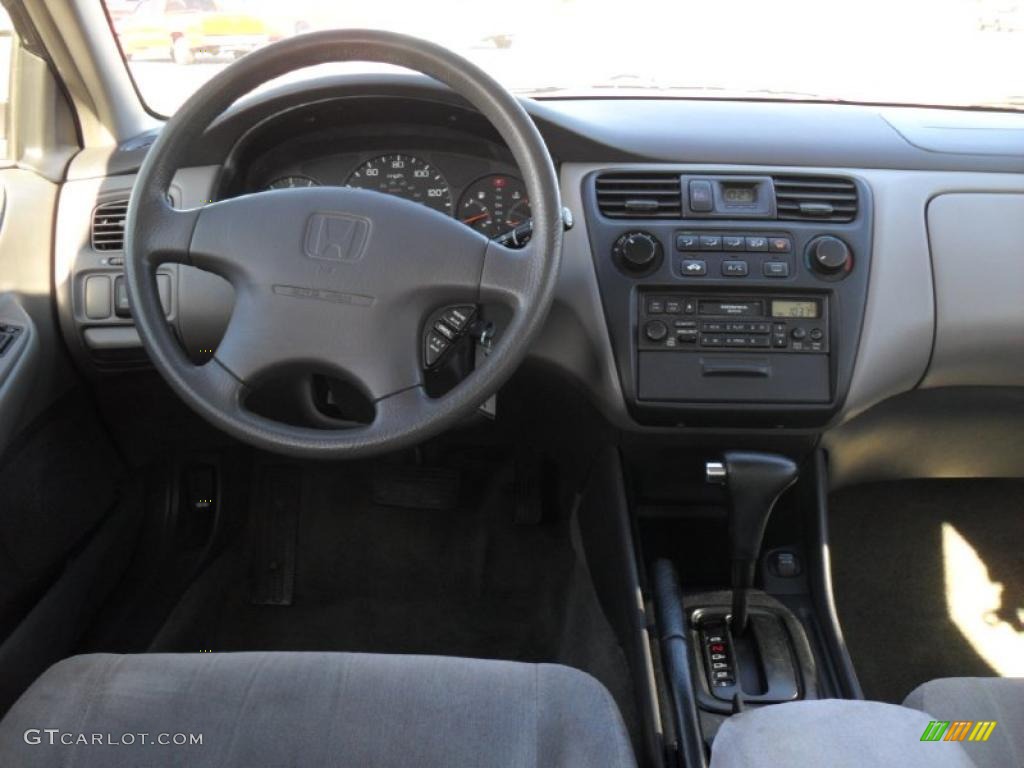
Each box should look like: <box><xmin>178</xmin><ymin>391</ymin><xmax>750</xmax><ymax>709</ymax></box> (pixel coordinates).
<box><xmin>771</xmin><ymin>300</ymin><xmax>820</xmax><ymax>318</ymax></box>
<box><xmin>722</xmin><ymin>185</ymin><xmax>756</xmax><ymax>204</ymax></box>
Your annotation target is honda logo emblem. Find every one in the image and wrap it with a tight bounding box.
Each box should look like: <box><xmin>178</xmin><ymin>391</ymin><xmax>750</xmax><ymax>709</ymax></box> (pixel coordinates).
<box><xmin>303</xmin><ymin>212</ymin><xmax>371</xmax><ymax>262</ymax></box>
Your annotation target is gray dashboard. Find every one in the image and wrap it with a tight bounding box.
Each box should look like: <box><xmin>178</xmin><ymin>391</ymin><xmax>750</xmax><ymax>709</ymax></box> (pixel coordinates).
<box><xmin>54</xmin><ymin>75</ymin><xmax>1024</xmax><ymax>453</ymax></box>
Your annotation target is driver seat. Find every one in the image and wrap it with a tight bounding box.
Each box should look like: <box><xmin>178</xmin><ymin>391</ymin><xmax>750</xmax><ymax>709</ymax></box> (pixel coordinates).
<box><xmin>0</xmin><ymin>651</ymin><xmax>636</xmax><ymax>767</ymax></box>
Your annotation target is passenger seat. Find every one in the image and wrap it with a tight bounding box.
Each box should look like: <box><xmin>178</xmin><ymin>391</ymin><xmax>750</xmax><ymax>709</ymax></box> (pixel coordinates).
<box><xmin>709</xmin><ymin>677</ymin><xmax>1023</xmax><ymax>768</ymax></box>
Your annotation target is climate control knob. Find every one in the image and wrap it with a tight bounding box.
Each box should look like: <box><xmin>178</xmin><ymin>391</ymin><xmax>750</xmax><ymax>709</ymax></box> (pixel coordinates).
<box><xmin>613</xmin><ymin>231</ymin><xmax>663</xmax><ymax>274</ymax></box>
<box><xmin>807</xmin><ymin>236</ymin><xmax>852</xmax><ymax>275</ymax></box>
<box><xmin>644</xmin><ymin>320</ymin><xmax>669</xmax><ymax>342</ymax></box>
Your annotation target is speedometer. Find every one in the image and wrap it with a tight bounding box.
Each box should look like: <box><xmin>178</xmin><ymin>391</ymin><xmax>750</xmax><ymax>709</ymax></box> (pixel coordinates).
<box><xmin>345</xmin><ymin>154</ymin><xmax>452</xmax><ymax>215</ymax></box>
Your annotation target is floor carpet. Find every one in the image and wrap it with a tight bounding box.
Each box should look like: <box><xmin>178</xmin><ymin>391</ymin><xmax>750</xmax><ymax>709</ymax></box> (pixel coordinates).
<box><xmin>829</xmin><ymin>478</ymin><xmax>1024</xmax><ymax>703</ymax></box>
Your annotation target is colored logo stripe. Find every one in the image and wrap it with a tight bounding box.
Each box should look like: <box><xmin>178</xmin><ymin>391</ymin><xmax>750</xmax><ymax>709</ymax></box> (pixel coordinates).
<box><xmin>944</xmin><ymin>721</ymin><xmax>972</xmax><ymax>741</ymax></box>
<box><xmin>921</xmin><ymin>720</ymin><xmax>997</xmax><ymax>743</ymax></box>
<box><xmin>969</xmin><ymin>722</ymin><xmax>997</xmax><ymax>742</ymax></box>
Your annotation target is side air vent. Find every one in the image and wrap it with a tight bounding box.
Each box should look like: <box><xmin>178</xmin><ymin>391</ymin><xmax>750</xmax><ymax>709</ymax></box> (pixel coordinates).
<box><xmin>596</xmin><ymin>172</ymin><xmax>683</xmax><ymax>219</ymax></box>
<box><xmin>773</xmin><ymin>176</ymin><xmax>858</xmax><ymax>222</ymax></box>
<box><xmin>91</xmin><ymin>199</ymin><xmax>129</xmax><ymax>251</ymax></box>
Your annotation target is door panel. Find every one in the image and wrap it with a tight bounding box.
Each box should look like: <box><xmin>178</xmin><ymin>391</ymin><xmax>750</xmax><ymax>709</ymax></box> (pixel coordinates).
<box><xmin>0</xmin><ymin>168</ymin><xmax>74</xmax><ymax>458</ymax></box>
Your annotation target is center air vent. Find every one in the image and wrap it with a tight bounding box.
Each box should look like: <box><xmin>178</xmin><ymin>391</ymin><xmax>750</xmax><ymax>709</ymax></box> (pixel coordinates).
<box><xmin>596</xmin><ymin>172</ymin><xmax>682</xmax><ymax>219</ymax></box>
<box><xmin>91</xmin><ymin>199</ymin><xmax>129</xmax><ymax>251</ymax></box>
<box><xmin>773</xmin><ymin>176</ymin><xmax>858</xmax><ymax>222</ymax></box>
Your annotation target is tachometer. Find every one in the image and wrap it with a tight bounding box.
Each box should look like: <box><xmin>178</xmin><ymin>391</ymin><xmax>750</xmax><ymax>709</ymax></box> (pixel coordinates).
<box><xmin>346</xmin><ymin>154</ymin><xmax>452</xmax><ymax>215</ymax></box>
<box><xmin>458</xmin><ymin>175</ymin><xmax>530</xmax><ymax>237</ymax></box>
<box><xmin>266</xmin><ymin>175</ymin><xmax>319</xmax><ymax>189</ymax></box>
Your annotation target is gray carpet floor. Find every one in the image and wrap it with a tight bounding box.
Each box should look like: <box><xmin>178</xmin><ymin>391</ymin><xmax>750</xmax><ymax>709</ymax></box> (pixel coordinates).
<box><xmin>829</xmin><ymin>478</ymin><xmax>1024</xmax><ymax>703</ymax></box>
<box><xmin>150</xmin><ymin>458</ymin><xmax>639</xmax><ymax>741</ymax></box>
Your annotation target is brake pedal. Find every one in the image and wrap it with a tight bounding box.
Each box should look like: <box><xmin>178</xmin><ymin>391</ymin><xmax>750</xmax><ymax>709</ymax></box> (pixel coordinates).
<box><xmin>371</xmin><ymin>465</ymin><xmax>460</xmax><ymax>510</ymax></box>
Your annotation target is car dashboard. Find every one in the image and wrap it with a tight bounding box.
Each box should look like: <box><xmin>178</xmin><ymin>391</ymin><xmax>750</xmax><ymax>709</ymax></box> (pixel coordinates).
<box><xmin>52</xmin><ymin>74</ymin><xmax>1024</xmax><ymax>484</ymax></box>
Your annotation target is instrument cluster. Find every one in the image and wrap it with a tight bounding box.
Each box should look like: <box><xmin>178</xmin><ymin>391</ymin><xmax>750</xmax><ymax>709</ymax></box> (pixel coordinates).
<box><xmin>262</xmin><ymin>152</ymin><xmax>531</xmax><ymax>238</ymax></box>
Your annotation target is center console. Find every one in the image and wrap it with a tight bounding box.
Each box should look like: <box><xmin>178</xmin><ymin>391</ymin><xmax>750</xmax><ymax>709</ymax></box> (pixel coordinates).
<box><xmin>583</xmin><ymin>171</ymin><xmax>873</xmax><ymax>427</ymax></box>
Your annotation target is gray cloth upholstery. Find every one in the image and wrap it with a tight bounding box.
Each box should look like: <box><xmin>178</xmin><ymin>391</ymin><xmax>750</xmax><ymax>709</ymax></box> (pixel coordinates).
<box><xmin>0</xmin><ymin>652</ymin><xmax>636</xmax><ymax>768</ymax></box>
<box><xmin>709</xmin><ymin>699</ymin><xmax>976</xmax><ymax>768</ymax></box>
<box><xmin>904</xmin><ymin>677</ymin><xmax>1024</xmax><ymax>768</ymax></box>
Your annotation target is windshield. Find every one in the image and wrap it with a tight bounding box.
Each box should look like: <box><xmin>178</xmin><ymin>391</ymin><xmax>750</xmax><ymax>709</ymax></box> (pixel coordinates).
<box><xmin>103</xmin><ymin>0</ymin><xmax>1024</xmax><ymax>116</ymax></box>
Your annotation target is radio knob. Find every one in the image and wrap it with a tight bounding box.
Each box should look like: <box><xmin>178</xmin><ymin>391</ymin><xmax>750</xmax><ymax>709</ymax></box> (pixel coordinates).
<box><xmin>644</xmin><ymin>320</ymin><xmax>669</xmax><ymax>342</ymax></box>
<box><xmin>808</xmin><ymin>236</ymin><xmax>852</xmax><ymax>274</ymax></box>
<box><xmin>614</xmin><ymin>231</ymin><xmax>663</xmax><ymax>272</ymax></box>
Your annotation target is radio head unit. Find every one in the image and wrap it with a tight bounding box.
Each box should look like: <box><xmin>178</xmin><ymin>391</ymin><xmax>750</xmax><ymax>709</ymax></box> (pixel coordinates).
<box><xmin>639</xmin><ymin>293</ymin><xmax>828</xmax><ymax>354</ymax></box>
<box><xmin>636</xmin><ymin>292</ymin><xmax>832</xmax><ymax>405</ymax></box>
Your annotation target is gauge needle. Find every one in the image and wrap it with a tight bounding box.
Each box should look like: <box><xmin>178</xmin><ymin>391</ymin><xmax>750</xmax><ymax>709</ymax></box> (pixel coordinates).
<box><xmin>462</xmin><ymin>213</ymin><xmax>490</xmax><ymax>225</ymax></box>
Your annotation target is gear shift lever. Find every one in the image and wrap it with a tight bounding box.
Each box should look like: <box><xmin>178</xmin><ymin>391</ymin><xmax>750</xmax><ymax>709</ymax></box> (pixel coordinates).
<box><xmin>707</xmin><ymin>452</ymin><xmax>799</xmax><ymax>636</ymax></box>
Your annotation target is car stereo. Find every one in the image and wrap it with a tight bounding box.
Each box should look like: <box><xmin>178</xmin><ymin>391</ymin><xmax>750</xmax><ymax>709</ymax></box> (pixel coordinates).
<box><xmin>635</xmin><ymin>292</ymin><xmax>832</xmax><ymax>404</ymax></box>
<box><xmin>638</xmin><ymin>294</ymin><xmax>828</xmax><ymax>354</ymax></box>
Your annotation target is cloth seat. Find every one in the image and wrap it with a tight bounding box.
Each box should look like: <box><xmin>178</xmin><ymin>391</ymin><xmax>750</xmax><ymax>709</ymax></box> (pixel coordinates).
<box><xmin>708</xmin><ymin>698</ymin><xmax>975</xmax><ymax>768</ymax></box>
<box><xmin>0</xmin><ymin>651</ymin><xmax>636</xmax><ymax>768</ymax></box>
<box><xmin>904</xmin><ymin>677</ymin><xmax>1024</xmax><ymax>768</ymax></box>
<box><xmin>710</xmin><ymin>677</ymin><xmax>1024</xmax><ymax>768</ymax></box>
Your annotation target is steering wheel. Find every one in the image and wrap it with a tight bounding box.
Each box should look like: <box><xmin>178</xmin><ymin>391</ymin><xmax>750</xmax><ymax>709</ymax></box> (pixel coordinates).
<box><xmin>124</xmin><ymin>30</ymin><xmax>562</xmax><ymax>458</ymax></box>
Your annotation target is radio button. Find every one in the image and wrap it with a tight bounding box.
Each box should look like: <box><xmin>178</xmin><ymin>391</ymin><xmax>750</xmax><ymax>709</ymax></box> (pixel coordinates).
<box><xmin>680</xmin><ymin>259</ymin><xmax>708</xmax><ymax>276</ymax></box>
<box><xmin>769</xmin><ymin>237</ymin><xmax>792</xmax><ymax>252</ymax></box>
<box><xmin>745</xmin><ymin>236</ymin><xmax>769</xmax><ymax>251</ymax></box>
<box><xmin>683</xmin><ymin>299</ymin><xmax>697</xmax><ymax>314</ymax></box>
<box><xmin>726</xmin><ymin>322</ymin><xmax>748</xmax><ymax>332</ymax></box>
<box><xmin>722</xmin><ymin>260</ymin><xmax>749</xmax><ymax>277</ymax></box>
<box><xmin>676</xmin><ymin>233</ymin><xmax>700</xmax><ymax>251</ymax></box>
<box><xmin>809</xmin><ymin>328</ymin><xmax>824</xmax><ymax>341</ymax></box>
<box><xmin>701</xmin><ymin>334</ymin><xmax>724</xmax><ymax>347</ymax></box>
<box><xmin>725</xmin><ymin>335</ymin><xmax>750</xmax><ymax>347</ymax></box>
<box><xmin>703</xmin><ymin>322</ymin><xmax>725</xmax><ymax>332</ymax></box>
<box><xmin>791</xmin><ymin>327</ymin><xmax>807</xmax><ymax>340</ymax></box>
<box><xmin>723</xmin><ymin>235</ymin><xmax>745</xmax><ymax>250</ymax></box>
<box><xmin>763</xmin><ymin>261</ymin><xmax>790</xmax><ymax>278</ymax></box>
<box><xmin>752</xmin><ymin>322</ymin><xmax>771</xmax><ymax>333</ymax></box>
<box><xmin>646</xmin><ymin>299</ymin><xmax>665</xmax><ymax>314</ymax></box>
<box><xmin>773</xmin><ymin>333</ymin><xmax>789</xmax><ymax>348</ymax></box>
<box><xmin>699</xmin><ymin>235</ymin><xmax>722</xmax><ymax>250</ymax></box>
<box><xmin>749</xmin><ymin>336</ymin><xmax>770</xmax><ymax>348</ymax></box>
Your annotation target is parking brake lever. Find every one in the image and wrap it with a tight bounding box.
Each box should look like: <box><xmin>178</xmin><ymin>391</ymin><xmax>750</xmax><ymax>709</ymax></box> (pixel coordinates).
<box><xmin>707</xmin><ymin>452</ymin><xmax>799</xmax><ymax>637</ymax></box>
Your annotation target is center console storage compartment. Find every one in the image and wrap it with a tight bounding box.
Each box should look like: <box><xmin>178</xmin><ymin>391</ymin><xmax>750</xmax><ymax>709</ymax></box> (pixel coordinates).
<box><xmin>638</xmin><ymin>352</ymin><xmax>830</xmax><ymax>403</ymax></box>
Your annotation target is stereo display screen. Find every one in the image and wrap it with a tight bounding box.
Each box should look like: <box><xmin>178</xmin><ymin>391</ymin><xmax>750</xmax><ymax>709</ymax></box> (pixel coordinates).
<box><xmin>771</xmin><ymin>300</ymin><xmax>820</xmax><ymax>318</ymax></box>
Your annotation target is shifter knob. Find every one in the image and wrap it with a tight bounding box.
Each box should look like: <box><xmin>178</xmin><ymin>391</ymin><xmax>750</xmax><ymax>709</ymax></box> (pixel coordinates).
<box><xmin>709</xmin><ymin>451</ymin><xmax>799</xmax><ymax>636</ymax></box>
<box><xmin>723</xmin><ymin>452</ymin><xmax>799</xmax><ymax>564</ymax></box>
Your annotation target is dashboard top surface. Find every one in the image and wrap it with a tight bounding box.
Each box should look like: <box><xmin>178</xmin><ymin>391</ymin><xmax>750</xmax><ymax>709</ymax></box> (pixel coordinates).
<box><xmin>69</xmin><ymin>73</ymin><xmax>1024</xmax><ymax>181</ymax></box>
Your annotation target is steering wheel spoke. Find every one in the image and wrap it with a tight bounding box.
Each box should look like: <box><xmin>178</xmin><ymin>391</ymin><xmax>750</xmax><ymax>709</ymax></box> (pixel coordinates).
<box><xmin>479</xmin><ymin>240</ymin><xmax>545</xmax><ymax>311</ymax></box>
<box><xmin>188</xmin><ymin>356</ymin><xmax>247</xmax><ymax>416</ymax></box>
<box><xmin>129</xmin><ymin>193</ymin><xmax>201</xmax><ymax>267</ymax></box>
